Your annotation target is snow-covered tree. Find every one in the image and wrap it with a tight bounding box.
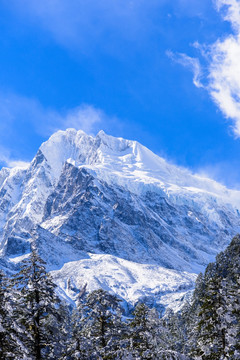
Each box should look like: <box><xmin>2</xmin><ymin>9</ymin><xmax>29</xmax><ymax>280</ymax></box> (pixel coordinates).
<box><xmin>80</xmin><ymin>289</ymin><xmax>125</xmax><ymax>359</ymax></box>
<box><xmin>62</xmin><ymin>302</ymin><xmax>88</xmax><ymax>360</ymax></box>
<box><xmin>154</xmin><ymin>350</ymin><xmax>190</xmax><ymax>360</ymax></box>
<box><xmin>0</xmin><ymin>270</ymin><xmax>21</xmax><ymax>359</ymax></box>
<box><xmin>0</xmin><ymin>270</ymin><xmax>10</xmax><ymax>359</ymax></box>
<box><xmin>12</xmin><ymin>247</ymin><xmax>65</xmax><ymax>360</ymax></box>
<box><xmin>190</xmin><ymin>235</ymin><xmax>240</xmax><ymax>359</ymax></box>
<box><xmin>128</xmin><ymin>302</ymin><xmax>160</xmax><ymax>359</ymax></box>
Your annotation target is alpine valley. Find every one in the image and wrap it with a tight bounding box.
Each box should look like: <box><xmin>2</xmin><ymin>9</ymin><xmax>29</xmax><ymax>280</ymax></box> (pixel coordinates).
<box><xmin>0</xmin><ymin>129</ymin><xmax>240</xmax><ymax>311</ymax></box>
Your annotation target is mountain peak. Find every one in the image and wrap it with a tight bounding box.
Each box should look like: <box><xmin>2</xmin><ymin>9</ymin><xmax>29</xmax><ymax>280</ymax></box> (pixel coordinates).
<box><xmin>25</xmin><ymin>128</ymin><xmax>240</xmax><ymax>205</ymax></box>
<box><xmin>96</xmin><ymin>130</ymin><xmax>132</xmax><ymax>152</ymax></box>
<box><xmin>1</xmin><ymin>128</ymin><xmax>240</xmax><ymax>309</ymax></box>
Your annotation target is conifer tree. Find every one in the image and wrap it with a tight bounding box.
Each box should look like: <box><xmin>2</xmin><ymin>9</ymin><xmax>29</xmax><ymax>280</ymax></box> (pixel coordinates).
<box><xmin>154</xmin><ymin>350</ymin><xmax>190</xmax><ymax>360</ymax></box>
<box><xmin>129</xmin><ymin>302</ymin><xmax>159</xmax><ymax>359</ymax></box>
<box><xmin>12</xmin><ymin>246</ymin><xmax>65</xmax><ymax>360</ymax></box>
<box><xmin>190</xmin><ymin>235</ymin><xmax>240</xmax><ymax>359</ymax></box>
<box><xmin>80</xmin><ymin>289</ymin><xmax>125</xmax><ymax>359</ymax></box>
<box><xmin>63</xmin><ymin>302</ymin><xmax>88</xmax><ymax>360</ymax></box>
<box><xmin>0</xmin><ymin>270</ymin><xmax>21</xmax><ymax>359</ymax></box>
<box><xmin>0</xmin><ymin>270</ymin><xmax>10</xmax><ymax>359</ymax></box>
<box><xmin>159</xmin><ymin>308</ymin><xmax>189</xmax><ymax>356</ymax></box>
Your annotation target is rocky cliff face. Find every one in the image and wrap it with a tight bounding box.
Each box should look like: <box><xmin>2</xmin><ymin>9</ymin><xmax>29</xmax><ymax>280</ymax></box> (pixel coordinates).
<box><xmin>0</xmin><ymin>129</ymin><xmax>240</xmax><ymax>310</ymax></box>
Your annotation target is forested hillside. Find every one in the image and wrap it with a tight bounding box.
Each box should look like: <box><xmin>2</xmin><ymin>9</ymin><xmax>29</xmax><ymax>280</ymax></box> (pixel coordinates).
<box><xmin>0</xmin><ymin>236</ymin><xmax>239</xmax><ymax>359</ymax></box>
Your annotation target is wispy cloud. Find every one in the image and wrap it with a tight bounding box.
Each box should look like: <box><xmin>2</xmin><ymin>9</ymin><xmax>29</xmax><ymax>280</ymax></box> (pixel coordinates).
<box><xmin>216</xmin><ymin>0</ymin><xmax>240</xmax><ymax>31</ymax></box>
<box><xmin>53</xmin><ymin>105</ymin><xmax>110</xmax><ymax>135</ymax></box>
<box><xmin>0</xmin><ymin>91</ymin><xmax>114</xmax><ymax>168</ymax></box>
<box><xmin>0</xmin><ymin>146</ymin><xmax>12</xmax><ymax>167</ymax></box>
<box><xmin>0</xmin><ymin>92</ymin><xmax>109</xmax><ymax>136</ymax></box>
<box><xmin>0</xmin><ymin>145</ymin><xmax>29</xmax><ymax>169</ymax></box>
<box><xmin>7</xmin><ymin>160</ymin><xmax>30</xmax><ymax>168</ymax></box>
<box><xmin>167</xmin><ymin>50</ymin><xmax>204</xmax><ymax>88</ymax></box>
<box><xmin>197</xmin><ymin>159</ymin><xmax>240</xmax><ymax>189</ymax></box>
<box><xmin>170</xmin><ymin>0</ymin><xmax>240</xmax><ymax>137</ymax></box>
<box><xmin>206</xmin><ymin>0</ymin><xmax>240</xmax><ymax>136</ymax></box>
<box><xmin>3</xmin><ymin>0</ymin><xmax>210</xmax><ymax>54</ymax></box>
<box><xmin>4</xmin><ymin>0</ymin><xmax>163</xmax><ymax>52</ymax></box>
<box><xmin>208</xmin><ymin>34</ymin><xmax>240</xmax><ymax>136</ymax></box>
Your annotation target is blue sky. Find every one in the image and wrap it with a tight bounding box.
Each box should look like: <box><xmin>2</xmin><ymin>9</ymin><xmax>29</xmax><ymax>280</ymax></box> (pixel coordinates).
<box><xmin>1</xmin><ymin>0</ymin><xmax>240</xmax><ymax>188</ymax></box>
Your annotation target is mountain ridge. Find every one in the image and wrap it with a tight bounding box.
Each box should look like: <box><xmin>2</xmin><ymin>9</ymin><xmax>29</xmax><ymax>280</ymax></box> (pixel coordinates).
<box><xmin>0</xmin><ymin>128</ymin><xmax>239</xmax><ymax>310</ymax></box>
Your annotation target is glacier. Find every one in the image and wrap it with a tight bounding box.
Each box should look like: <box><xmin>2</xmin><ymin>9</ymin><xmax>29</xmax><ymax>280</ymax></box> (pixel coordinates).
<box><xmin>0</xmin><ymin>128</ymin><xmax>240</xmax><ymax>311</ymax></box>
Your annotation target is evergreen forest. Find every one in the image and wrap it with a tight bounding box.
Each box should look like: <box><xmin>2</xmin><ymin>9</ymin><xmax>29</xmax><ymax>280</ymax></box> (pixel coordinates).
<box><xmin>0</xmin><ymin>236</ymin><xmax>240</xmax><ymax>360</ymax></box>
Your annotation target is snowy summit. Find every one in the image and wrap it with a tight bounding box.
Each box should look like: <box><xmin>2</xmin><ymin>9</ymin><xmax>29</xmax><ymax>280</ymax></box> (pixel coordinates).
<box><xmin>0</xmin><ymin>129</ymin><xmax>240</xmax><ymax>310</ymax></box>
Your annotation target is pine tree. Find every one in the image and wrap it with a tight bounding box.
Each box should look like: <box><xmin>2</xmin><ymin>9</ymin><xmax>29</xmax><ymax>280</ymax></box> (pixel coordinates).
<box><xmin>149</xmin><ymin>236</ymin><xmax>240</xmax><ymax>360</ymax></box>
<box><xmin>80</xmin><ymin>289</ymin><xmax>125</xmax><ymax>359</ymax></box>
<box><xmin>63</xmin><ymin>302</ymin><xmax>89</xmax><ymax>360</ymax></box>
<box><xmin>158</xmin><ymin>308</ymin><xmax>189</xmax><ymax>356</ymax></box>
<box><xmin>190</xmin><ymin>235</ymin><xmax>240</xmax><ymax>359</ymax></box>
<box><xmin>129</xmin><ymin>302</ymin><xmax>159</xmax><ymax>359</ymax></box>
<box><xmin>12</xmin><ymin>247</ymin><xmax>65</xmax><ymax>360</ymax></box>
<box><xmin>0</xmin><ymin>270</ymin><xmax>10</xmax><ymax>359</ymax></box>
<box><xmin>0</xmin><ymin>270</ymin><xmax>21</xmax><ymax>359</ymax></box>
<box><xmin>193</xmin><ymin>263</ymin><xmax>224</xmax><ymax>359</ymax></box>
<box><xmin>154</xmin><ymin>350</ymin><xmax>190</xmax><ymax>360</ymax></box>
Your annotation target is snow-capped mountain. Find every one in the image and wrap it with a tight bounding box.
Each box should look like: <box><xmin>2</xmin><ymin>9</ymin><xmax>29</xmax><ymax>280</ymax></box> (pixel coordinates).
<box><xmin>0</xmin><ymin>129</ymin><xmax>240</xmax><ymax>310</ymax></box>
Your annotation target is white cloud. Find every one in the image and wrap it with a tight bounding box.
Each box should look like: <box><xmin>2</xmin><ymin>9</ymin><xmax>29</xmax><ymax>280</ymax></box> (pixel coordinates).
<box><xmin>167</xmin><ymin>51</ymin><xmax>204</xmax><ymax>88</ymax></box>
<box><xmin>4</xmin><ymin>0</ymin><xmax>164</xmax><ymax>52</ymax></box>
<box><xmin>208</xmin><ymin>33</ymin><xmax>240</xmax><ymax>135</ymax></box>
<box><xmin>197</xmin><ymin>160</ymin><xmax>240</xmax><ymax>189</ymax></box>
<box><xmin>0</xmin><ymin>91</ymin><xmax>115</xmax><ymax>168</ymax></box>
<box><xmin>216</xmin><ymin>0</ymin><xmax>240</xmax><ymax>31</ymax></box>
<box><xmin>0</xmin><ymin>92</ymin><xmax>109</xmax><ymax>137</ymax></box>
<box><xmin>206</xmin><ymin>0</ymin><xmax>240</xmax><ymax>136</ymax></box>
<box><xmin>0</xmin><ymin>145</ymin><xmax>29</xmax><ymax>169</ymax></box>
<box><xmin>0</xmin><ymin>146</ymin><xmax>11</xmax><ymax>165</ymax></box>
<box><xmin>55</xmin><ymin>105</ymin><xmax>106</xmax><ymax>135</ymax></box>
<box><xmin>7</xmin><ymin>160</ymin><xmax>30</xmax><ymax>168</ymax></box>
<box><xmin>3</xmin><ymin>0</ymin><xmax>210</xmax><ymax>54</ymax></box>
<box><xmin>170</xmin><ymin>0</ymin><xmax>240</xmax><ymax>137</ymax></box>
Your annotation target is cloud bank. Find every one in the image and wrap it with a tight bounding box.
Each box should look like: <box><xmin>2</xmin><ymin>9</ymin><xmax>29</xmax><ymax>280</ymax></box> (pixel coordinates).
<box><xmin>172</xmin><ymin>0</ymin><xmax>240</xmax><ymax>137</ymax></box>
<box><xmin>207</xmin><ymin>0</ymin><xmax>240</xmax><ymax>136</ymax></box>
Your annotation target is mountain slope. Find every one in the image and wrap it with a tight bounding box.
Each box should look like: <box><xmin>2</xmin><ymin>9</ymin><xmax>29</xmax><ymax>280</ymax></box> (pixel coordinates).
<box><xmin>0</xmin><ymin>129</ymin><xmax>240</xmax><ymax>309</ymax></box>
